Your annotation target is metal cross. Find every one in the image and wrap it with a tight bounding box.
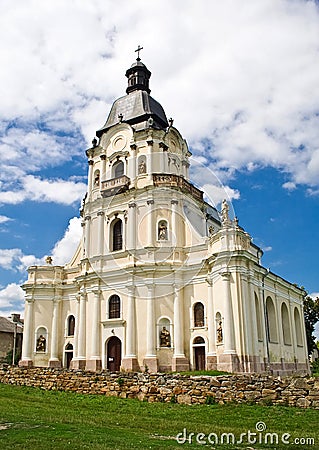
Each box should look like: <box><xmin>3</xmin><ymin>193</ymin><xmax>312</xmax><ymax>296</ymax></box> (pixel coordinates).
<box><xmin>135</xmin><ymin>45</ymin><xmax>143</xmax><ymax>60</ymax></box>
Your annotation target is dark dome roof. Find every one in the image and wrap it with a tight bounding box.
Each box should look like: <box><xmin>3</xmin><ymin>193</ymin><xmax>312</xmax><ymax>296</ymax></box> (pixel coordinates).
<box><xmin>96</xmin><ymin>59</ymin><xmax>168</xmax><ymax>137</ymax></box>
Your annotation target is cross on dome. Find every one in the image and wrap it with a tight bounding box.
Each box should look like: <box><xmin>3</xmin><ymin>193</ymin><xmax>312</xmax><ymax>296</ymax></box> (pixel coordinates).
<box><xmin>135</xmin><ymin>45</ymin><xmax>143</xmax><ymax>61</ymax></box>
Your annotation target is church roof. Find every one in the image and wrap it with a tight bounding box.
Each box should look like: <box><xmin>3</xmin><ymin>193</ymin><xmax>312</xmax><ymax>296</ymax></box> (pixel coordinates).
<box><xmin>96</xmin><ymin>58</ymin><xmax>169</xmax><ymax>137</ymax></box>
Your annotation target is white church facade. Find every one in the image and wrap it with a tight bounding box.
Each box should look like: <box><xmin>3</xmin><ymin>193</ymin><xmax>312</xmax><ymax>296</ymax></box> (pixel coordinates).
<box><xmin>20</xmin><ymin>55</ymin><xmax>309</xmax><ymax>375</ymax></box>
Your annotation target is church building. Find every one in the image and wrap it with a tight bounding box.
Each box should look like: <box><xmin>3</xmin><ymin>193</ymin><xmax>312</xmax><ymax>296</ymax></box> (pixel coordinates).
<box><xmin>20</xmin><ymin>53</ymin><xmax>309</xmax><ymax>375</ymax></box>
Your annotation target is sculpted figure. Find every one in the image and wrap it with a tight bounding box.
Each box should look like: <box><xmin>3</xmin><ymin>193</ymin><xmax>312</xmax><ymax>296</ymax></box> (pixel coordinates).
<box><xmin>36</xmin><ymin>334</ymin><xmax>46</xmax><ymax>352</ymax></box>
<box><xmin>138</xmin><ymin>160</ymin><xmax>146</xmax><ymax>174</ymax></box>
<box><xmin>217</xmin><ymin>321</ymin><xmax>223</xmax><ymax>344</ymax></box>
<box><xmin>160</xmin><ymin>326</ymin><xmax>171</xmax><ymax>347</ymax></box>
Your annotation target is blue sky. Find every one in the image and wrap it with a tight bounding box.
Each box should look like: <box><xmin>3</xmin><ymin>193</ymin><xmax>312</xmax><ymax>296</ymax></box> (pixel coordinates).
<box><xmin>0</xmin><ymin>0</ymin><xmax>318</xmax><ymax>338</ymax></box>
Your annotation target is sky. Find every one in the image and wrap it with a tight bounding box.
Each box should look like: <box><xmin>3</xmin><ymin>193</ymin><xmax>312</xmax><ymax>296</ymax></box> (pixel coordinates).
<box><xmin>0</xmin><ymin>0</ymin><xmax>318</xmax><ymax>337</ymax></box>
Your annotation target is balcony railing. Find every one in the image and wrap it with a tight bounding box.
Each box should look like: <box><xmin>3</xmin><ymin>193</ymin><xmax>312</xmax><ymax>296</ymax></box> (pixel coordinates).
<box><xmin>153</xmin><ymin>174</ymin><xmax>203</xmax><ymax>201</ymax></box>
<box><xmin>101</xmin><ymin>175</ymin><xmax>130</xmax><ymax>198</ymax></box>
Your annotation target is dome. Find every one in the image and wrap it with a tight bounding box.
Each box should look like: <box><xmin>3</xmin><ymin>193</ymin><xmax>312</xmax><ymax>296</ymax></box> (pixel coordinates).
<box><xmin>96</xmin><ymin>59</ymin><xmax>168</xmax><ymax>137</ymax></box>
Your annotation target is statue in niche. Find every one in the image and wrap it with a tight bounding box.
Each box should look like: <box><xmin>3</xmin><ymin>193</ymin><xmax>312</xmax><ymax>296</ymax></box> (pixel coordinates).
<box><xmin>217</xmin><ymin>321</ymin><xmax>223</xmax><ymax>344</ymax></box>
<box><xmin>94</xmin><ymin>171</ymin><xmax>100</xmax><ymax>186</ymax></box>
<box><xmin>160</xmin><ymin>326</ymin><xmax>171</xmax><ymax>347</ymax></box>
<box><xmin>158</xmin><ymin>221</ymin><xmax>168</xmax><ymax>240</ymax></box>
<box><xmin>208</xmin><ymin>225</ymin><xmax>215</xmax><ymax>237</ymax></box>
<box><xmin>36</xmin><ymin>334</ymin><xmax>46</xmax><ymax>352</ymax></box>
<box><xmin>138</xmin><ymin>159</ymin><xmax>146</xmax><ymax>174</ymax></box>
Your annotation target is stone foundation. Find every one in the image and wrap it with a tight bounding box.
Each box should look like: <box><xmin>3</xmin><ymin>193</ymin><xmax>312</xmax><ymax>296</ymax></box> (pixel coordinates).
<box><xmin>0</xmin><ymin>366</ymin><xmax>318</xmax><ymax>409</ymax></box>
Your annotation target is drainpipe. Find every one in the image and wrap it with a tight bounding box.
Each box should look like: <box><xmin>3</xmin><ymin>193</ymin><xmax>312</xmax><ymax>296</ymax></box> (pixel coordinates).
<box><xmin>262</xmin><ymin>268</ymin><xmax>270</xmax><ymax>373</ymax></box>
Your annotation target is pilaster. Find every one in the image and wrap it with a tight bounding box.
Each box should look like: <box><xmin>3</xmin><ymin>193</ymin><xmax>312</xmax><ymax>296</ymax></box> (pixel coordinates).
<box><xmin>19</xmin><ymin>296</ymin><xmax>34</xmax><ymax>367</ymax></box>
<box><xmin>122</xmin><ymin>285</ymin><xmax>139</xmax><ymax>371</ymax></box>
<box><xmin>172</xmin><ymin>283</ymin><xmax>189</xmax><ymax>371</ymax></box>
<box><xmin>49</xmin><ymin>297</ymin><xmax>62</xmax><ymax>368</ymax></box>
<box><xmin>86</xmin><ymin>289</ymin><xmax>102</xmax><ymax>371</ymax></box>
<box><xmin>143</xmin><ymin>282</ymin><xmax>158</xmax><ymax>373</ymax></box>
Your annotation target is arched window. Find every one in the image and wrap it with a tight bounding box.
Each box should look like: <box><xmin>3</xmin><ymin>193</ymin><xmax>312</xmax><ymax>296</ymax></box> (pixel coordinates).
<box><xmin>111</xmin><ymin>218</ymin><xmax>123</xmax><ymax>251</ymax></box>
<box><xmin>109</xmin><ymin>295</ymin><xmax>121</xmax><ymax>319</ymax></box>
<box><xmin>158</xmin><ymin>220</ymin><xmax>168</xmax><ymax>240</ymax></box>
<box><xmin>194</xmin><ymin>302</ymin><xmax>204</xmax><ymax>327</ymax></box>
<box><xmin>193</xmin><ymin>336</ymin><xmax>205</xmax><ymax>345</ymax></box>
<box><xmin>254</xmin><ymin>293</ymin><xmax>262</xmax><ymax>341</ymax></box>
<box><xmin>281</xmin><ymin>302</ymin><xmax>291</xmax><ymax>345</ymax></box>
<box><xmin>266</xmin><ymin>296</ymin><xmax>278</xmax><ymax>343</ymax></box>
<box><xmin>294</xmin><ymin>307</ymin><xmax>303</xmax><ymax>347</ymax></box>
<box><xmin>113</xmin><ymin>160</ymin><xmax>124</xmax><ymax>178</ymax></box>
<box><xmin>67</xmin><ymin>315</ymin><xmax>75</xmax><ymax>336</ymax></box>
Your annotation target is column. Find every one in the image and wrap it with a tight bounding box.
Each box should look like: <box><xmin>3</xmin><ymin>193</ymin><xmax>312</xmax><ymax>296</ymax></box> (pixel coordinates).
<box><xmin>206</xmin><ymin>276</ymin><xmax>217</xmax><ymax>370</ymax></box>
<box><xmin>73</xmin><ymin>291</ymin><xmax>87</xmax><ymax>369</ymax></box>
<box><xmin>143</xmin><ymin>283</ymin><xmax>158</xmax><ymax>372</ymax></box>
<box><xmin>130</xmin><ymin>144</ymin><xmax>137</xmax><ymax>186</ymax></box>
<box><xmin>171</xmin><ymin>200</ymin><xmax>178</xmax><ymax>246</ymax></box>
<box><xmin>247</xmin><ymin>275</ymin><xmax>259</xmax><ymax>370</ymax></box>
<box><xmin>128</xmin><ymin>202</ymin><xmax>136</xmax><ymax>250</ymax></box>
<box><xmin>147</xmin><ymin>138</ymin><xmax>153</xmax><ymax>179</ymax></box>
<box><xmin>84</xmin><ymin>215</ymin><xmax>91</xmax><ymax>259</ymax></box>
<box><xmin>97</xmin><ymin>211</ymin><xmax>105</xmax><ymax>255</ymax></box>
<box><xmin>147</xmin><ymin>199</ymin><xmax>154</xmax><ymax>247</ymax></box>
<box><xmin>19</xmin><ymin>297</ymin><xmax>34</xmax><ymax>367</ymax></box>
<box><xmin>122</xmin><ymin>285</ymin><xmax>139</xmax><ymax>371</ymax></box>
<box><xmin>87</xmin><ymin>160</ymin><xmax>94</xmax><ymax>199</ymax></box>
<box><xmin>49</xmin><ymin>297</ymin><xmax>62</xmax><ymax>367</ymax></box>
<box><xmin>71</xmin><ymin>295</ymin><xmax>81</xmax><ymax>365</ymax></box>
<box><xmin>218</xmin><ymin>271</ymin><xmax>238</xmax><ymax>372</ymax></box>
<box><xmin>221</xmin><ymin>272</ymin><xmax>236</xmax><ymax>354</ymax></box>
<box><xmin>100</xmin><ymin>154</ymin><xmax>107</xmax><ymax>182</ymax></box>
<box><xmin>86</xmin><ymin>289</ymin><xmax>102</xmax><ymax>371</ymax></box>
<box><xmin>259</xmin><ymin>285</ymin><xmax>269</xmax><ymax>371</ymax></box>
<box><xmin>172</xmin><ymin>283</ymin><xmax>189</xmax><ymax>371</ymax></box>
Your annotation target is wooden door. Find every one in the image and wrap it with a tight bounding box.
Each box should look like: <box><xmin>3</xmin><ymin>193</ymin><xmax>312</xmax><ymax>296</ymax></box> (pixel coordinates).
<box><xmin>194</xmin><ymin>346</ymin><xmax>206</xmax><ymax>370</ymax></box>
<box><xmin>107</xmin><ymin>337</ymin><xmax>122</xmax><ymax>372</ymax></box>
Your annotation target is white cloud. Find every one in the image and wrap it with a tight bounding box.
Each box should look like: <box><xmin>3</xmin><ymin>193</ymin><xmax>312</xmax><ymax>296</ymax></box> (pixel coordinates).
<box><xmin>0</xmin><ymin>0</ymin><xmax>318</xmax><ymax>200</ymax></box>
<box><xmin>51</xmin><ymin>217</ymin><xmax>82</xmax><ymax>265</ymax></box>
<box><xmin>282</xmin><ymin>181</ymin><xmax>297</xmax><ymax>191</ymax></box>
<box><xmin>0</xmin><ymin>215</ymin><xmax>12</xmax><ymax>224</ymax></box>
<box><xmin>0</xmin><ymin>248</ymin><xmax>43</xmax><ymax>272</ymax></box>
<box><xmin>263</xmin><ymin>246</ymin><xmax>273</xmax><ymax>252</ymax></box>
<box><xmin>202</xmin><ymin>183</ymin><xmax>240</xmax><ymax>207</ymax></box>
<box><xmin>0</xmin><ymin>283</ymin><xmax>25</xmax><ymax>316</ymax></box>
<box><xmin>0</xmin><ymin>175</ymin><xmax>86</xmax><ymax>206</ymax></box>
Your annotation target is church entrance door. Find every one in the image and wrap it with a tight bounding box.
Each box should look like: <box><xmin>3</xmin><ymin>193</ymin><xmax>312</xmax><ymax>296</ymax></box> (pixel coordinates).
<box><xmin>194</xmin><ymin>346</ymin><xmax>206</xmax><ymax>370</ymax></box>
<box><xmin>107</xmin><ymin>336</ymin><xmax>121</xmax><ymax>371</ymax></box>
<box><xmin>64</xmin><ymin>343</ymin><xmax>73</xmax><ymax>368</ymax></box>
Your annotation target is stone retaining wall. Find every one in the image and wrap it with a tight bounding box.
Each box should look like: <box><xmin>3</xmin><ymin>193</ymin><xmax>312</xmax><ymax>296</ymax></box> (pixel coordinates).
<box><xmin>0</xmin><ymin>366</ymin><xmax>318</xmax><ymax>408</ymax></box>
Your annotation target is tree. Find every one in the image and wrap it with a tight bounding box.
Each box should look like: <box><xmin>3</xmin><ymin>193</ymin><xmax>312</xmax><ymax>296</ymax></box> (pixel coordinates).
<box><xmin>303</xmin><ymin>294</ymin><xmax>319</xmax><ymax>356</ymax></box>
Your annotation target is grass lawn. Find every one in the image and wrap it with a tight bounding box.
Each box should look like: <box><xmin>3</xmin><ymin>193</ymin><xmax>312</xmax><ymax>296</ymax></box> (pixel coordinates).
<box><xmin>0</xmin><ymin>383</ymin><xmax>318</xmax><ymax>449</ymax></box>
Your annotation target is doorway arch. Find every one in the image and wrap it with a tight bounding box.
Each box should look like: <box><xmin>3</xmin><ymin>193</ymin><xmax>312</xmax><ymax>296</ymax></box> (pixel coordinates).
<box><xmin>193</xmin><ymin>336</ymin><xmax>206</xmax><ymax>370</ymax></box>
<box><xmin>106</xmin><ymin>336</ymin><xmax>122</xmax><ymax>372</ymax></box>
<box><xmin>64</xmin><ymin>343</ymin><xmax>73</xmax><ymax>369</ymax></box>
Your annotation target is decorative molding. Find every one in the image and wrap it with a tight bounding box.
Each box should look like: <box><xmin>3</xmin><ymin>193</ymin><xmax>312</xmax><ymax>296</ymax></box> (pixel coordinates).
<box><xmin>88</xmin><ymin>160</ymin><xmax>94</xmax><ymax>166</ymax></box>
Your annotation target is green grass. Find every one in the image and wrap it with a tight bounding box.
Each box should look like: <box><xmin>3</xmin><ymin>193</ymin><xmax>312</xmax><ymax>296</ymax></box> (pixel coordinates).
<box><xmin>0</xmin><ymin>383</ymin><xmax>318</xmax><ymax>449</ymax></box>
